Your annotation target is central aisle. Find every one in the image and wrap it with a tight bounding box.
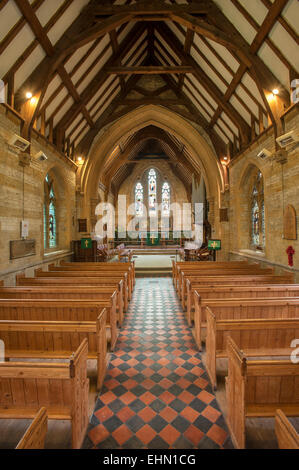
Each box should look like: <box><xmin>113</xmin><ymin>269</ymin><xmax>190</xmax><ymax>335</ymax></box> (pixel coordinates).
<box><xmin>84</xmin><ymin>278</ymin><xmax>232</xmax><ymax>449</ymax></box>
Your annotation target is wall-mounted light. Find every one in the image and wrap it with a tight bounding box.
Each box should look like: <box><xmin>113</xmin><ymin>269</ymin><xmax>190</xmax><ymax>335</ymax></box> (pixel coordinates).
<box><xmin>26</xmin><ymin>92</ymin><xmax>33</xmax><ymax>99</ymax></box>
<box><xmin>272</xmin><ymin>89</ymin><xmax>279</xmax><ymax>95</ymax></box>
<box><xmin>30</xmin><ymin>97</ymin><xmax>37</xmax><ymax>105</ymax></box>
<box><xmin>77</xmin><ymin>156</ymin><xmax>84</xmax><ymax>165</ymax></box>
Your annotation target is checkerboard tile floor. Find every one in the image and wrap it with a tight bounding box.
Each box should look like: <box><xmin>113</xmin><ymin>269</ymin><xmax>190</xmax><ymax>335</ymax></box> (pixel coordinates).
<box><xmin>83</xmin><ymin>278</ymin><xmax>232</xmax><ymax>449</ymax></box>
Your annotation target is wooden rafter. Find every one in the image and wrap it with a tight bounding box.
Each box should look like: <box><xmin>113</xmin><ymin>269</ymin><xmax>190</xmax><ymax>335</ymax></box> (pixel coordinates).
<box><xmin>54</xmin><ymin>23</ymin><xmax>147</xmax><ymax>133</ymax></box>
<box><xmin>156</xmin><ymin>22</ymin><xmax>251</xmax><ymax>145</ymax></box>
<box><xmin>105</xmin><ymin>66</ymin><xmax>194</xmax><ymax>74</ymax></box>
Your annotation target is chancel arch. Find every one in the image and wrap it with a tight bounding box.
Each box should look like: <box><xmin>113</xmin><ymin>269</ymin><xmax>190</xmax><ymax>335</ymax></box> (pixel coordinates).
<box><xmin>79</xmin><ymin>106</ymin><xmax>225</xmax><ymax>239</ymax></box>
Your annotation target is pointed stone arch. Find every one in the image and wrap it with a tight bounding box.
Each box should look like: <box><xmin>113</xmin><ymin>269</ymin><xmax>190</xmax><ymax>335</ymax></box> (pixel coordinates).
<box><xmin>79</xmin><ymin>106</ymin><xmax>224</xmax><ymax>235</ymax></box>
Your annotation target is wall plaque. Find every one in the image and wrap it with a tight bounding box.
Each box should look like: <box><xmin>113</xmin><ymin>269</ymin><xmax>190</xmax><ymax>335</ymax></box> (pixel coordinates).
<box><xmin>284</xmin><ymin>205</ymin><xmax>297</xmax><ymax>240</ymax></box>
<box><xmin>10</xmin><ymin>239</ymin><xmax>36</xmax><ymax>260</ymax></box>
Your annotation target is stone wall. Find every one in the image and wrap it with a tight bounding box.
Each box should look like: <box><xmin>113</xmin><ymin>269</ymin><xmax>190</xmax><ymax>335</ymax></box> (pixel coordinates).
<box><xmin>0</xmin><ymin>105</ymin><xmax>77</xmax><ymax>285</ymax></box>
<box><xmin>228</xmin><ymin>106</ymin><xmax>299</xmax><ymax>281</ymax></box>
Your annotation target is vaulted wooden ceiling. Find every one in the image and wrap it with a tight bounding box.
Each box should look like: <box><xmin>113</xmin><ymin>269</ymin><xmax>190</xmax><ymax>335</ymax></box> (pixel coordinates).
<box><xmin>0</xmin><ymin>0</ymin><xmax>298</xmax><ymax>168</ymax></box>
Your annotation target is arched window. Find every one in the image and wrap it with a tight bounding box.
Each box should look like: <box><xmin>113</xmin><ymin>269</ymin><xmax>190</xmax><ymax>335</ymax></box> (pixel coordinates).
<box><xmin>148</xmin><ymin>169</ymin><xmax>157</xmax><ymax>217</ymax></box>
<box><xmin>162</xmin><ymin>182</ymin><xmax>170</xmax><ymax>216</ymax></box>
<box><xmin>44</xmin><ymin>174</ymin><xmax>57</xmax><ymax>250</ymax></box>
<box><xmin>135</xmin><ymin>182</ymin><xmax>144</xmax><ymax>217</ymax></box>
<box><xmin>251</xmin><ymin>170</ymin><xmax>265</xmax><ymax>250</ymax></box>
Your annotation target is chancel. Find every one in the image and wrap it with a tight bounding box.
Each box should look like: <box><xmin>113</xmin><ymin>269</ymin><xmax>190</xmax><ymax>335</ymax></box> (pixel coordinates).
<box><xmin>0</xmin><ymin>0</ymin><xmax>298</xmax><ymax>452</ymax></box>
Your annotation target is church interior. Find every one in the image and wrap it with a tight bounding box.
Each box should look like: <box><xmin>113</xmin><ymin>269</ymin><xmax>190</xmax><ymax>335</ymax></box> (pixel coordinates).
<box><xmin>0</xmin><ymin>0</ymin><xmax>298</xmax><ymax>451</ymax></box>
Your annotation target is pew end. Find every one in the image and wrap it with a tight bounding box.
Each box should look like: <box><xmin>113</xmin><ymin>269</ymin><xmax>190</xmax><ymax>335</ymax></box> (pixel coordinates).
<box><xmin>16</xmin><ymin>408</ymin><xmax>48</xmax><ymax>450</ymax></box>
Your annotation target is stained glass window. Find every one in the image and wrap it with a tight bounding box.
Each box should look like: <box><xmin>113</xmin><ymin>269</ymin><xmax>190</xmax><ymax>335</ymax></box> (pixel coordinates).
<box><xmin>162</xmin><ymin>182</ymin><xmax>170</xmax><ymax>216</ymax></box>
<box><xmin>135</xmin><ymin>182</ymin><xmax>144</xmax><ymax>217</ymax></box>
<box><xmin>44</xmin><ymin>174</ymin><xmax>57</xmax><ymax>250</ymax></box>
<box><xmin>148</xmin><ymin>169</ymin><xmax>157</xmax><ymax>217</ymax></box>
<box><xmin>251</xmin><ymin>171</ymin><xmax>265</xmax><ymax>250</ymax></box>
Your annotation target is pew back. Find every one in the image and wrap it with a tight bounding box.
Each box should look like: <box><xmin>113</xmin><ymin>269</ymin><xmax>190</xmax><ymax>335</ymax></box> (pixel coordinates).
<box><xmin>194</xmin><ymin>297</ymin><xmax>299</xmax><ymax>347</ymax></box>
<box><xmin>0</xmin><ymin>339</ymin><xmax>89</xmax><ymax>449</ymax></box>
<box><xmin>181</xmin><ymin>274</ymin><xmax>294</xmax><ymax>311</ymax></box>
<box><xmin>187</xmin><ymin>284</ymin><xmax>299</xmax><ymax>326</ymax></box>
<box><xmin>205</xmin><ymin>307</ymin><xmax>299</xmax><ymax>388</ymax></box>
<box><xmin>0</xmin><ymin>309</ymin><xmax>107</xmax><ymax>389</ymax></box>
<box><xmin>226</xmin><ymin>337</ymin><xmax>299</xmax><ymax>449</ymax></box>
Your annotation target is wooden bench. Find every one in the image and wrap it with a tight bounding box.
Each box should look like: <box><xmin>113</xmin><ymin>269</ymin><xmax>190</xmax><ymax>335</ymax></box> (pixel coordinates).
<box><xmin>205</xmin><ymin>308</ymin><xmax>299</xmax><ymax>389</ymax></box>
<box><xmin>34</xmin><ymin>268</ymin><xmax>132</xmax><ymax>302</ymax></box>
<box><xmin>0</xmin><ymin>285</ymin><xmax>123</xmax><ymax>326</ymax></box>
<box><xmin>0</xmin><ymin>339</ymin><xmax>89</xmax><ymax>449</ymax></box>
<box><xmin>176</xmin><ymin>262</ymin><xmax>267</xmax><ymax>294</ymax></box>
<box><xmin>0</xmin><ymin>298</ymin><xmax>117</xmax><ymax>351</ymax></box>
<box><xmin>51</xmin><ymin>262</ymin><xmax>134</xmax><ymax>296</ymax></box>
<box><xmin>0</xmin><ymin>308</ymin><xmax>107</xmax><ymax>389</ymax></box>
<box><xmin>189</xmin><ymin>284</ymin><xmax>299</xmax><ymax>328</ymax></box>
<box><xmin>226</xmin><ymin>337</ymin><xmax>299</xmax><ymax>449</ymax></box>
<box><xmin>179</xmin><ymin>268</ymin><xmax>278</xmax><ymax>308</ymax></box>
<box><xmin>15</xmin><ymin>408</ymin><xmax>48</xmax><ymax>449</ymax></box>
<box><xmin>172</xmin><ymin>260</ymin><xmax>249</xmax><ymax>287</ymax></box>
<box><xmin>275</xmin><ymin>409</ymin><xmax>299</xmax><ymax>449</ymax></box>
<box><xmin>16</xmin><ymin>274</ymin><xmax>128</xmax><ymax>313</ymax></box>
<box><xmin>183</xmin><ymin>273</ymin><xmax>294</xmax><ymax>315</ymax></box>
<box><xmin>194</xmin><ymin>298</ymin><xmax>299</xmax><ymax>349</ymax></box>
<box><xmin>60</xmin><ymin>260</ymin><xmax>135</xmax><ymax>287</ymax></box>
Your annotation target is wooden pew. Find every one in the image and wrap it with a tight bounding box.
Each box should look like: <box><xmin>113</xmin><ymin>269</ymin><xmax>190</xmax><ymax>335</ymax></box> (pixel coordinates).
<box><xmin>179</xmin><ymin>268</ymin><xmax>279</xmax><ymax>307</ymax></box>
<box><xmin>15</xmin><ymin>408</ymin><xmax>48</xmax><ymax>449</ymax></box>
<box><xmin>226</xmin><ymin>337</ymin><xmax>299</xmax><ymax>449</ymax></box>
<box><xmin>176</xmin><ymin>262</ymin><xmax>268</xmax><ymax>294</ymax></box>
<box><xmin>183</xmin><ymin>273</ymin><xmax>294</xmax><ymax>315</ymax></box>
<box><xmin>189</xmin><ymin>284</ymin><xmax>299</xmax><ymax>328</ymax></box>
<box><xmin>205</xmin><ymin>308</ymin><xmax>299</xmax><ymax>389</ymax></box>
<box><xmin>275</xmin><ymin>409</ymin><xmax>299</xmax><ymax>450</ymax></box>
<box><xmin>60</xmin><ymin>260</ymin><xmax>136</xmax><ymax>287</ymax></box>
<box><xmin>16</xmin><ymin>274</ymin><xmax>128</xmax><ymax>313</ymax></box>
<box><xmin>0</xmin><ymin>309</ymin><xmax>107</xmax><ymax>389</ymax></box>
<box><xmin>50</xmin><ymin>263</ymin><xmax>134</xmax><ymax>297</ymax></box>
<box><xmin>194</xmin><ymin>298</ymin><xmax>299</xmax><ymax>349</ymax></box>
<box><xmin>0</xmin><ymin>285</ymin><xmax>123</xmax><ymax>327</ymax></box>
<box><xmin>172</xmin><ymin>260</ymin><xmax>249</xmax><ymax>287</ymax></box>
<box><xmin>34</xmin><ymin>268</ymin><xmax>132</xmax><ymax>302</ymax></box>
<box><xmin>0</xmin><ymin>339</ymin><xmax>89</xmax><ymax>449</ymax></box>
<box><xmin>0</xmin><ymin>298</ymin><xmax>117</xmax><ymax>351</ymax></box>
